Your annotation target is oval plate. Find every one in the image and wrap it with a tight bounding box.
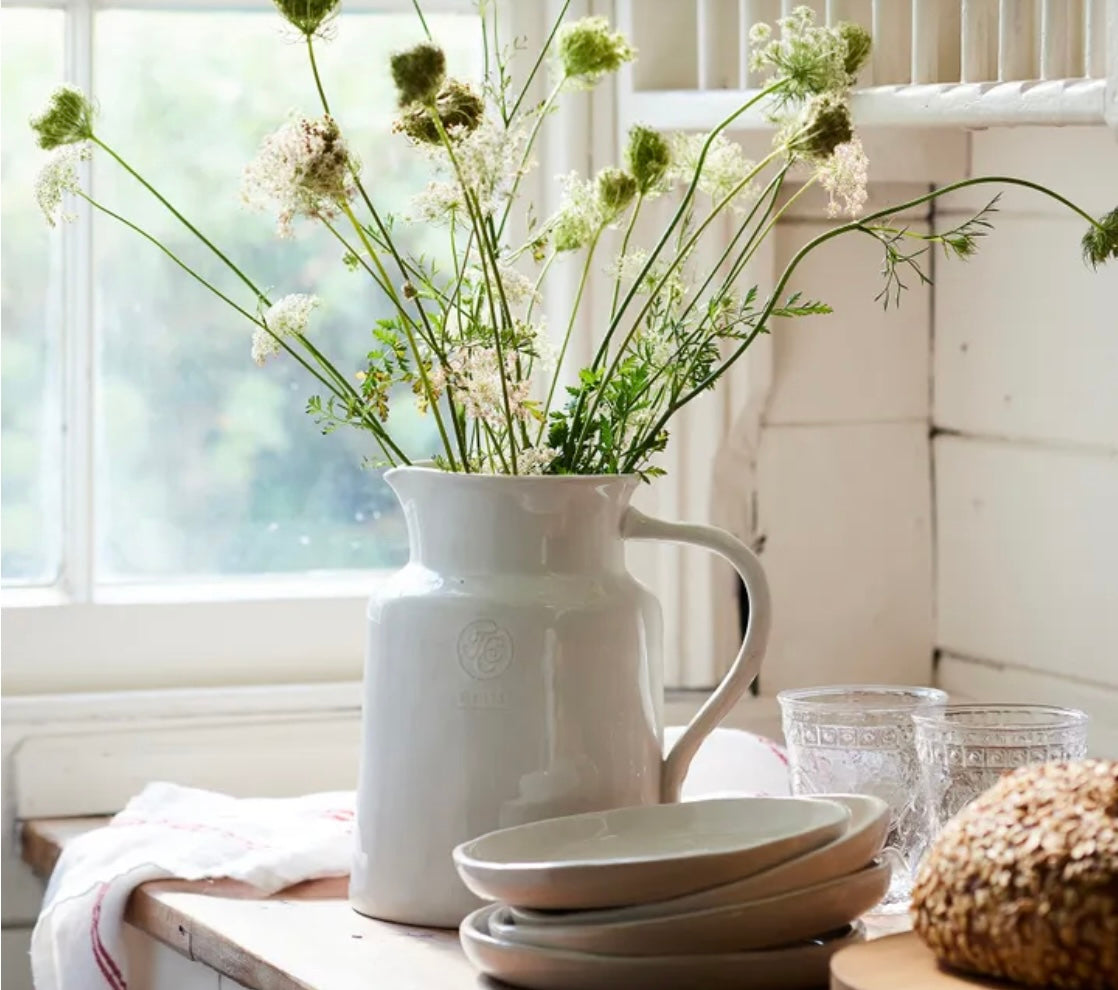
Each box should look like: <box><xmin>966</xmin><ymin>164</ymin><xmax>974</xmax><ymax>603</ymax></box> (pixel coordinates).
<box><xmin>511</xmin><ymin>793</ymin><xmax>889</xmax><ymax>926</ymax></box>
<box><xmin>452</xmin><ymin>796</ymin><xmax>849</xmax><ymax>910</ymax></box>
<box><xmin>461</xmin><ymin>903</ymin><xmax>866</xmax><ymax>990</ymax></box>
<box><xmin>489</xmin><ymin>859</ymin><xmax>890</xmax><ymax>956</ymax></box>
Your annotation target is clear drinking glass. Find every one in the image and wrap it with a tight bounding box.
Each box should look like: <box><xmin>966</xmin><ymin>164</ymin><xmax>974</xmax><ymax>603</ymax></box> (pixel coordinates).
<box><xmin>913</xmin><ymin>704</ymin><xmax>1089</xmax><ymax>836</ymax></box>
<box><xmin>778</xmin><ymin>684</ymin><xmax>948</xmax><ymax>912</ymax></box>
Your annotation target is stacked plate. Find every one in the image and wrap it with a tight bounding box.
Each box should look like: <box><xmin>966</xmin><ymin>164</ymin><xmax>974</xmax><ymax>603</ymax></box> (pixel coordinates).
<box><xmin>453</xmin><ymin>793</ymin><xmax>891</xmax><ymax>990</ymax></box>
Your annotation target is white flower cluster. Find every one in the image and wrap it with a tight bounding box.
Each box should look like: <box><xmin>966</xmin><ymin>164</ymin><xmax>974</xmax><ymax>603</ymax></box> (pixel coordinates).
<box><xmin>550</xmin><ymin>171</ymin><xmax>630</xmax><ymax>252</ymax></box>
<box><xmin>748</xmin><ymin>5</ymin><xmax>849</xmax><ymax>93</ymax></box>
<box><xmin>609</xmin><ymin>249</ymin><xmax>689</xmax><ymax>306</ymax></box>
<box><xmin>431</xmin><ymin>347</ymin><xmax>534</xmax><ymax>428</ymax></box>
<box><xmin>253</xmin><ymin>293</ymin><xmax>320</xmax><ymax>365</ymax></box>
<box><xmin>816</xmin><ymin>138</ymin><xmax>868</xmax><ymax>218</ymax></box>
<box><xmin>411</xmin><ymin>114</ymin><xmax>533</xmax><ymax>223</ymax></box>
<box><xmin>669</xmin><ymin>133</ymin><xmax>758</xmax><ymax>211</ymax></box>
<box><xmin>35</xmin><ymin>144</ymin><xmax>90</xmax><ymax>227</ymax></box>
<box><xmin>242</xmin><ymin>115</ymin><xmax>356</xmax><ymax>238</ymax></box>
<box><xmin>515</xmin><ymin>445</ymin><xmax>559</xmax><ymax>475</ymax></box>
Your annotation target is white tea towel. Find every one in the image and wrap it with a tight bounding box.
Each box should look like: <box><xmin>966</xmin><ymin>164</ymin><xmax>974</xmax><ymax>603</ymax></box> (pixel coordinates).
<box><xmin>31</xmin><ymin>782</ymin><xmax>356</xmax><ymax>990</ymax></box>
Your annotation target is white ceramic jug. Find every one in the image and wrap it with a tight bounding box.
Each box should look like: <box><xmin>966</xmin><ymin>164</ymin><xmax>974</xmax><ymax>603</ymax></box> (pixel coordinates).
<box><xmin>350</xmin><ymin>467</ymin><xmax>771</xmax><ymax>927</ymax></box>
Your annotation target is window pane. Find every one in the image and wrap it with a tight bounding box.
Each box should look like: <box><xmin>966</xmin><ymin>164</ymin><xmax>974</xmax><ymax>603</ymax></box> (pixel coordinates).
<box><xmin>1</xmin><ymin>9</ymin><xmax>65</xmax><ymax>586</ymax></box>
<box><xmin>92</xmin><ymin>11</ymin><xmax>479</xmax><ymax>578</ymax></box>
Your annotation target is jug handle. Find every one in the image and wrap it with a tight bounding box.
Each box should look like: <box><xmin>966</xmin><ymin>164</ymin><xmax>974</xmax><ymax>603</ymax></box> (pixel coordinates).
<box><xmin>621</xmin><ymin>507</ymin><xmax>772</xmax><ymax>803</ymax></box>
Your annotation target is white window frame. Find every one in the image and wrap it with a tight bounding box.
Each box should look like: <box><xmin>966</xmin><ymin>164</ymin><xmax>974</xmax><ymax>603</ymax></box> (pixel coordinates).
<box><xmin>0</xmin><ymin>0</ymin><xmax>583</xmax><ymax>695</ymax></box>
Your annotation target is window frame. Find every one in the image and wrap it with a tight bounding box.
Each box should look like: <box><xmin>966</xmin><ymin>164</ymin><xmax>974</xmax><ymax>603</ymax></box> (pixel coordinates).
<box><xmin>1</xmin><ymin>0</ymin><xmax>574</xmax><ymax>694</ymax></box>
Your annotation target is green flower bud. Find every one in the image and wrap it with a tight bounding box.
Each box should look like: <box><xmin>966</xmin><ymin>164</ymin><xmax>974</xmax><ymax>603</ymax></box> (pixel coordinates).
<box><xmin>799</xmin><ymin>93</ymin><xmax>853</xmax><ymax>160</ymax></box>
<box><xmin>271</xmin><ymin>0</ymin><xmax>340</xmax><ymax>37</ymax></box>
<box><xmin>390</xmin><ymin>42</ymin><xmax>447</xmax><ymax>107</ymax></box>
<box><xmin>1082</xmin><ymin>207</ymin><xmax>1118</xmax><ymax>269</ymax></box>
<box><xmin>394</xmin><ymin>79</ymin><xmax>484</xmax><ymax>145</ymax></box>
<box><xmin>596</xmin><ymin>167</ymin><xmax>638</xmax><ymax>216</ymax></box>
<box><xmin>557</xmin><ymin>16</ymin><xmax>636</xmax><ymax>87</ymax></box>
<box><xmin>626</xmin><ymin>125</ymin><xmax>671</xmax><ymax>195</ymax></box>
<box><xmin>836</xmin><ymin>22</ymin><xmax>872</xmax><ymax>81</ymax></box>
<box><xmin>30</xmin><ymin>85</ymin><xmax>94</xmax><ymax>150</ymax></box>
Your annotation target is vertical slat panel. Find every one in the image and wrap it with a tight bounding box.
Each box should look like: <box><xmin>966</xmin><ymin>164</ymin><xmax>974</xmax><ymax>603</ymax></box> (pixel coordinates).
<box><xmin>1041</xmin><ymin>0</ymin><xmax>1070</xmax><ymax>78</ymax></box>
<box><xmin>961</xmin><ymin>0</ymin><xmax>998</xmax><ymax>82</ymax></box>
<box><xmin>628</xmin><ymin>0</ymin><xmax>699</xmax><ymax>90</ymax></box>
<box><xmin>1085</xmin><ymin>0</ymin><xmax>1106</xmax><ymax>75</ymax></box>
<box><xmin>873</xmin><ymin>0</ymin><xmax>913</xmax><ymax>83</ymax></box>
<box><xmin>1068</xmin><ymin>0</ymin><xmax>1086</xmax><ymax>75</ymax></box>
<box><xmin>699</xmin><ymin>0</ymin><xmax>741</xmax><ymax>89</ymax></box>
<box><xmin>739</xmin><ymin>0</ymin><xmax>781</xmax><ymax>87</ymax></box>
<box><xmin>998</xmin><ymin>0</ymin><xmax>1037</xmax><ymax>80</ymax></box>
<box><xmin>913</xmin><ymin>0</ymin><xmax>962</xmax><ymax>82</ymax></box>
<box><xmin>826</xmin><ymin>0</ymin><xmax>873</xmax><ymax>83</ymax></box>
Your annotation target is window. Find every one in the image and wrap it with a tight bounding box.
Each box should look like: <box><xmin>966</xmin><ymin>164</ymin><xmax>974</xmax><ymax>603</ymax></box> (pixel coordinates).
<box><xmin>1</xmin><ymin>0</ymin><xmax>558</xmax><ymax>694</ymax></box>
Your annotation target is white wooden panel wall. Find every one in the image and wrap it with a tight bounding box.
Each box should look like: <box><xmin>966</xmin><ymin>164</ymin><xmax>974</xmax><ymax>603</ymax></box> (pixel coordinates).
<box><xmin>933</xmin><ymin>128</ymin><xmax>1118</xmax><ymax>755</ymax></box>
<box><xmin>748</xmin><ymin>184</ymin><xmax>935</xmax><ymax>693</ymax></box>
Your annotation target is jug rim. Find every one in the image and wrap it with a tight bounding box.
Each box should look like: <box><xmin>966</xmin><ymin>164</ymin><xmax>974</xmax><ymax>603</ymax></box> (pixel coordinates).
<box><xmin>384</xmin><ymin>464</ymin><xmax>643</xmax><ymax>485</ymax></box>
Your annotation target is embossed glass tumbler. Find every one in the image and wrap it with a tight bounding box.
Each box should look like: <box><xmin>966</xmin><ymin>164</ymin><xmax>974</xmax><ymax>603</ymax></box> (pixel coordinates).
<box><xmin>913</xmin><ymin>704</ymin><xmax>1089</xmax><ymax>837</ymax></box>
<box><xmin>778</xmin><ymin>684</ymin><xmax>948</xmax><ymax>912</ymax></box>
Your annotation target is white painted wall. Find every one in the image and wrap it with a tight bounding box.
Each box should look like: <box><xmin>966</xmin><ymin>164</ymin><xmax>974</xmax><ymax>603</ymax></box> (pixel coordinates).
<box><xmin>726</xmin><ymin>182</ymin><xmax>936</xmax><ymax>695</ymax></box>
<box><xmin>933</xmin><ymin>127</ymin><xmax>1118</xmax><ymax>756</ymax></box>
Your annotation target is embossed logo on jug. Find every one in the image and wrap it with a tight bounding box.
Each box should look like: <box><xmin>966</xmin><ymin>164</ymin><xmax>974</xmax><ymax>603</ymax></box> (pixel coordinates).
<box><xmin>457</xmin><ymin>619</ymin><xmax>513</xmax><ymax>680</ymax></box>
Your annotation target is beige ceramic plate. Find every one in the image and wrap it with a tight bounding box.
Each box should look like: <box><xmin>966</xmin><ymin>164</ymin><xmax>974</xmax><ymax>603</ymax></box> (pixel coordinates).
<box><xmin>460</xmin><ymin>903</ymin><xmax>866</xmax><ymax>990</ymax></box>
<box><xmin>452</xmin><ymin>796</ymin><xmax>850</xmax><ymax>910</ymax></box>
<box><xmin>489</xmin><ymin>858</ymin><xmax>891</xmax><ymax>956</ymax></box>
<box><xmin>510</xmin><ymin>793</ymin><xmax>890</xmax><ymax>927</ymax></box>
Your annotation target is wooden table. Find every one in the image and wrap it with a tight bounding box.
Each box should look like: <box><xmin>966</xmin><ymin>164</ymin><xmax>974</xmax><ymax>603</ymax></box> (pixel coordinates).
<box><xmin>24</xmin><ymin>819</ymin><xmax>913</xmax><ymax>990</ymax></box>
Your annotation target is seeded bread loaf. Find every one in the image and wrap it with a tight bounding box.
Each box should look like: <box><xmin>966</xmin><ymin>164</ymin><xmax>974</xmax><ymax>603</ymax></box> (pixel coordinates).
<box><xmin>911</xmin><ymin>760</ymin><xmax>1118</xmax><ymax>990</ymax></box>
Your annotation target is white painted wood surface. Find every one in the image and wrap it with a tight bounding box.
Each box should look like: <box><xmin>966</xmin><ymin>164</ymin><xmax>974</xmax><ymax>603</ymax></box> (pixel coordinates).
<box><xmin>756</xmin><ymin>421</ymin><xmax>934</xmax><ymax>692</ymax></box>
<box><xmin>935</xmin><ymin>436</ymin><xmax>1118</xmax><ymax>689</ymax></box>
<box><xmin>932</xmin><ymin>129</ymin><xmax>1118</xmax><ymax>757</ymax></box>
<box><xmin>765</xmin><ymin>187</ymin><xmax>931</xmax><ymax>426</ymax></box>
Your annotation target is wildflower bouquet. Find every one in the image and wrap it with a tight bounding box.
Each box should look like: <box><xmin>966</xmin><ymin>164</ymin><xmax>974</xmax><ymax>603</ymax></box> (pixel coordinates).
<box><xmin>32</xmin><ymin>3</ymin><xmax>1117</xmax><ymax>479</ymax></box>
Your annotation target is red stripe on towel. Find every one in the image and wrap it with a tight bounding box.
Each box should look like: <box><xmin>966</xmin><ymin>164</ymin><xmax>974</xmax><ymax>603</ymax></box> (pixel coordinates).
<box><xmin>91</xmin><ymin>882</ymin><xmax>127</xmax><ymax>990</ymax></box>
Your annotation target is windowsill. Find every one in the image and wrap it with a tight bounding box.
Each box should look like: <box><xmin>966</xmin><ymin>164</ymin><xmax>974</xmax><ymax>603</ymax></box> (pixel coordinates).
<box><xmin>24</xmin><ymin>816</ymin><xmax>913</xmax><ymax>990</ymax></box>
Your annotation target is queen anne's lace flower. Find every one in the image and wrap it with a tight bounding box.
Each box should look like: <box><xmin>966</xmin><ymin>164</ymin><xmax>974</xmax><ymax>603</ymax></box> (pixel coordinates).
<box><xmin>609</xmin><ymin>248</ymin><xmax>688</xmax><ymax>302</ymax></box>
<box><xmin>35</xmin><ymin>144</ymin><xmax>90</xmax><ymax>227</ymax></box>
<box><xmin>669</xmin><ymin>133</ymin><xmax>758</xmax><ymax>211</ymax></box>
<box><xmin>557</xmin><ymin>16</ymin><xmax>636</xmax><ymax>88</ymax></box>
<box><xmin>410</xmin><ymin>113</ymin><xmax>530</xmax><ymax>222</ymax></box>
<box><xmin>749</xmin><ymin>6</ymin><xmax>857</xmax><ymax>105</ymax></box>
<box><xmin>443</xmin><ymin>347</ymin><xmax>534</xmax><ymax>428</ymax></box>
<box><xmin>515</xmin><ymin>445</ymin><xmax>559</xmax><ymax>475</ymax></box>
<box><xmin>816</xmin><ymin>138</ymin><xmax>868</xmax><ymax>218</ymax></box>
<box><xmin>30</xmin><ymin>85</ymin><xmax>94</xmax><ymax>150</ymax></box>
<box><xmin>253</xmin><ymin>294</ymin><xmax>320</xmax><ymax>365</ymax></box>
<box><xmin>550</xmin><ymin>168</ymin><xmax>635</xmax><ymax>253</ymax></box>
<box><xmin>242</xmin><ymin>115</ymin><xmax>356</xmax><ymax>238</ymax></box>
<box><xmin>626</xmin><ymin>125</ymin><xmax>671</xmax><ymax>197</ymax></box>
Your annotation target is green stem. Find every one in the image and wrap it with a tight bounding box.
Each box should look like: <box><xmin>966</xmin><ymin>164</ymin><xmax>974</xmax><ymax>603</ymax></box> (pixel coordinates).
<box><xmin>609</xmin><ymin>193</ymin><xmax>644</xmax><ymax>319</ymax></box>
<box><xmin>81</xmin><ymin>192</ymin><xmax>406</xmax><ymax>465</ymax></box>
<box><xmin>341</xmin><ymin>201</ymin><xmax>459</xmax><ymax>470</ymax></box>
<box><xmin>408</xmin><ymin>0</ymin><xmax>433</xmax><ymax>40</ymax></box>
<box><xmin>507</xmin><ymin>0</ymin><xmax>571</xmax><ymax>121</ymax></box>
<box><xmin>497</xmin><ymin>76</ymin><xmax>567</xmax><ymax>240</ymax></box>
<box><xmin>591</xmin><ymin>81</ymin><xmax>786</xmax><ymax>367</ymax></box>
<box><xmin>92</xmin><ymin>136</ymin><xmax>264</xmax><ymax>306</ymax></box>
<box><xmin>537</xmin><ymin>229</ymin><xmax>601</xmax><ymax>442</ymax></box>
<box><xmin>643</xmin><ymin>174</ymin><xmax>1105</xmax><ymax>456</ymax></box>
<box><xmin>432</xmin><ymin>110</ymin><xmax>521</xmax><ymax>471</ymax></box>
<box><xmin>305</xmin><ymin>37</ymin><xmax>445</xmax><ymax>368</ymax></box>
<box><xmin>572</xmin><ymin>147</ymin><xmax>784</xmax><ymax>464</ymax></box>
